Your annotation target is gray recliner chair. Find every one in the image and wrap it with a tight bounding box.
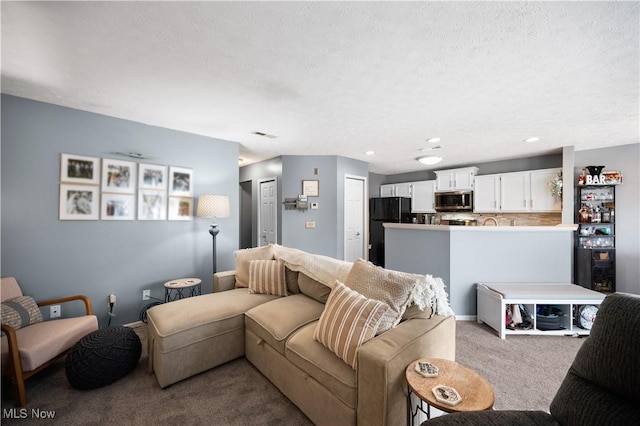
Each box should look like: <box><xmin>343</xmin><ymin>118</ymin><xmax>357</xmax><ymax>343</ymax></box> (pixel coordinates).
<box><xmin>424</xmin><ymin>292</ymin><xmax>640</xmax><ymax>426</ymax></box>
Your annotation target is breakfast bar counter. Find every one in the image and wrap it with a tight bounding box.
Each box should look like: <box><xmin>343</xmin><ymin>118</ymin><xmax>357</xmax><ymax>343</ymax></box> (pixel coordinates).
<box><xmin>383</xmin><ymin>223</ymin><xmax>578</xmax><ymax>318</ymax></box>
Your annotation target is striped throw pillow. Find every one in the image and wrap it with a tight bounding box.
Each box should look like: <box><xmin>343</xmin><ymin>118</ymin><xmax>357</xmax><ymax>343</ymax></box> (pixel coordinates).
<box><xmin>1</xmin><ymin>295</ymin><xmax>43</xmax><ymax>333</ymax></box>
<box><xmin>313</xmin><ymin>281</ymin><xmax>388</xmax><ymax>369</ymax></box>
<box><xmin>248</xmin><ymin>259</ymin><xmax>288</xmax><ymax>297</ymax></box>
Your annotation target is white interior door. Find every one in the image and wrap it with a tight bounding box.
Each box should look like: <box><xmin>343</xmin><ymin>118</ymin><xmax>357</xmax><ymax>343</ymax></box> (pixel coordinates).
<box><xmin>344</xmin><ymin>175</ymin><xmax>366</xmax><ymax>262</ymax></box>
<box><xmin>259</xmin><ymin>179</ymin><xmax>277</xmax><ymax>246</ymax></box>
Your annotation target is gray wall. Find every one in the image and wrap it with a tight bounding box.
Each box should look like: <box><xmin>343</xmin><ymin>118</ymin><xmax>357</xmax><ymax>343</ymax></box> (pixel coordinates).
<box><xmin>1</xmin><ymin>95</ymin><xmax>240</xmax><ymax>325</ymax></box>
<box><xmin>574</xmin><ymin>144</ymin><xmax>640</xmax><ymax>295</ymax></box>
<box><xmin>240</xmin><ymin>155</ymin><xmax>369</xmax><ymax>259</ymax></box>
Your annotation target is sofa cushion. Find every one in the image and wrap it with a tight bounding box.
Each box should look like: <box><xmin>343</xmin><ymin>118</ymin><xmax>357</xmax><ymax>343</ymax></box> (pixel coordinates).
<box><xmin>313</xmin><ymin>281</ymin><xmax>388</xmax><ymax>368</ymax></box>
<box><xmin>245</xmin><ymin>294</ymin><xmax>325</xmax><ymax>355</ymax></box>
<box><xmin>298</xmin><ymin>273</ymin><xmax>331</xmax><ymax>304</ymax></box>
<box><xmin>1</xmin><ymin>295</ymin><xmax>43</xmax><ymax>333</ymax></box>
<box><xmin>345</xmin><ymin>259</ymin><xmax>422</xmax><ymax>334</ymax></box>
<box><xmin>234</xmin><ymin>245</ymin><xmax>275</xmax><ymax>288</ymax></box>
<box><xmin>147</xmin><ymin>288</ymin><xmax>279</xmax><ymax>353</ymax></box>
<box><xmin>402</xmin><ymin>303</ymin><xmax>433</xmax><ymax>321</ymax></box>
<box><xmin>248</xmin><ymin>259</ymin><xmax>287</xmax><ymax>297</ymax></box>
<box><xmin>285</xmin><ymin>267</ymin><xmax>300</xmax><ymax>294</ymax></box>
<box><xmin>286</xmin><ymin>321</ymin><xmax>357</xmax><ymax>409</ymax></box>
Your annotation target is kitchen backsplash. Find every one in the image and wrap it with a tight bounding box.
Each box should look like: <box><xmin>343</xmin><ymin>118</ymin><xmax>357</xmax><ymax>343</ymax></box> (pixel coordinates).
<box><xmin>421</xmin><ymin>212</ymin><xmax>562</xmax><ymax>226</ymax></box>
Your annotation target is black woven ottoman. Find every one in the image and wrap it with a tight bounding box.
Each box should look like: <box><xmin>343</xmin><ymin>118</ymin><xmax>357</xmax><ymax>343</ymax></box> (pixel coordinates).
<box><xmin>65</xmin><ymin>326</ymin><xmax>141</xmax><ymax>390</ymax></box>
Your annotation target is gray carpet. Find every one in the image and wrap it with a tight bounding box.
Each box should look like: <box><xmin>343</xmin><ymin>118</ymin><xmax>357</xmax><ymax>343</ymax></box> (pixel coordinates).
<box><xmin>1</xmin><ymin>320</ymin><xmax>585</xmax><ymax>425</ymax></box>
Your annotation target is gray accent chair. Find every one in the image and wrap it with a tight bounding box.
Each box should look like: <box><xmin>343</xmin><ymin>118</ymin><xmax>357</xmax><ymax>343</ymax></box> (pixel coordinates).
<box><xmin>424</xmin><ymin>292</ymin><xmax>640</xmax><ymax>426</ymax></box>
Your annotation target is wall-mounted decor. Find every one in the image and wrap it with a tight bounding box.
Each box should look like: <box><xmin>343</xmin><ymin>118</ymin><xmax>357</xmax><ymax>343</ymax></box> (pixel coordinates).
<box><xmin>60</xmin><ymin>153</ymin><xmax>100</xmax><ymax>185</ymax></box>
<box><xmin>101</xmin><ymin>193</ymin><xmax>135</xmax><ymax>220</ymax></box>
<box><xmin>138</xmin><ymin>163</ymin><xmax>168</xmax><ymax>190</ymax></box>
<box><xmin>59</xmin><ymin>184</ymin><xmax>99</xmax><ymax>220</ymax></box>
<box><xmin>138</xmin><ymin>190</ymin><xmax>167</xmax><ymax>220</ymax></box>
<box><xmin>102</xmin><ymin>158</ymin><xmax>136</xmax><ymax>194</ymax></box>
<box><xmin>168</xmin><ymin>197</ymin><xmax>193</xmax><ymax>220</ymax></box>
<box><xmin>169</xmin><ymin>166</ymin><xmax>193</xmax><ymax>197</ymax></box>
<box><xmin>302</xmin><ymin>180</ymin><xmax>319</xmax><ymax>197</ymax></box>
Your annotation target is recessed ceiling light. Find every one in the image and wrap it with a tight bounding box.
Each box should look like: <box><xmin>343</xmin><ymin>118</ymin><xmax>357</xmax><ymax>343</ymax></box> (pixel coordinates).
<box><xmin>426</xmin><ymin>137</ymin><xmax>441</xmax><ymax>143</ymax></box>
<box><xmin>365</xmin><ymin>150</ymin><xmax>375</xmax><ymax>155</ymax></box>
<box><xmin>417</xmin><ymin>156</ymin><xmax>443</xmax><ymax>165</ymax></box>
<box><xmin>524</xmin><ymin>137</ymin><xmax>540</xmax><ymax>143</ymax></box>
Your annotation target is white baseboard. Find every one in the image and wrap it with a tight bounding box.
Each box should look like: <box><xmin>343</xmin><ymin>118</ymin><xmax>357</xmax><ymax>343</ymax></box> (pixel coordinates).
<box><xmin>455</xmin><ymin>315</ymin><xmax>477</xmax><ymax>321</ymax></box>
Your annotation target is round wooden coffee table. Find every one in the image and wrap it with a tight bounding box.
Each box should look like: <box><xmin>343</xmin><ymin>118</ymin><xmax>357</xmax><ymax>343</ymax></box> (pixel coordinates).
<box><xmin>406</xmin><ymin>358</ymin><xmax>494</xmax><ymax>424</ymax></box>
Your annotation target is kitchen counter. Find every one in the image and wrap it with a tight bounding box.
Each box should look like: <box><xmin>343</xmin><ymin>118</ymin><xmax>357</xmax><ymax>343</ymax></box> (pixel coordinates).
<box><xmin>383</xmin><ymin>223</ymin><xmax>578</xmax><ymax>232</ymax></box>
<box><xmin>383</xmin><ymin>223</ymin><xmax>577</xmax><ymax>318</ymax></box>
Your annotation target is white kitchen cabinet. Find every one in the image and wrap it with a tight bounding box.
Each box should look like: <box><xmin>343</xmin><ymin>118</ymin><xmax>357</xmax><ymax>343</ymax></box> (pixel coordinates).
<box><xmin>473</xmin><ymin>168</ymin><xmax>562</xmax><ymax>213</ymax></box>
<box><xmin>380</xmin><ymin>183</ymin><xmax>413</xmax><ymax>198</ymax></box>
<box><xmin>530</xmin><ymin>168</ymin><xmax>562</xmax><ymax>212</ymax></box>
<box><xmin>411</xmin><ymin>180</ymin><xmax>436</xmax><ymax>213</ymax></box>
<box><xmin>380</xmin><ymin>184</ymin><xmax>396</xmax><ymax>197</ymax></box>
<box><xmin>435</xmin><ymin>167</ymin><xmax>479</xmax><ymax>192</ymax></box>
<box><xmin>395</xmin><ymin>183</ymin><xmax>413</xmax><ymax>198</ymax></box>
<box><xmin>500</xmin><ymin>171</ymin><xmax>530</xmax><ymax>212</ymax></box>
<box><xmin>474</xmin><ymin>175</ymin><xmax>500</xmax><ymax>212</ymax></box>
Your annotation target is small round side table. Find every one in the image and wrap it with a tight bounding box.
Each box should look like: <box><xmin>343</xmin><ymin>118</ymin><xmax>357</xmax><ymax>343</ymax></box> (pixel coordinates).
<box><xmin>164</xmin><ymin>278</ymin><xmax>202</xmax><ymax>302</ymax></box>
<box><xmin>406</xmin><ymin>358</ymin><xmax>494</xmax><ymax>425</ymax></box>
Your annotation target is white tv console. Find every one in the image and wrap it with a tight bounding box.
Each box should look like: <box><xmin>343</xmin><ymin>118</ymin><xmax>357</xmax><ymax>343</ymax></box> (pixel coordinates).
<box><xmin>477</xmin><ymin>283</ymin><xmax>605</xmax><ymax>339</ymax></box>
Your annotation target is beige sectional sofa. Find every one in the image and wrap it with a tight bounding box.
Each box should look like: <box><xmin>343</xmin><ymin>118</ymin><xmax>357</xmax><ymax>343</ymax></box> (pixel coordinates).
<box><xmin>147</xmin><ymin>245</ymin><xmax>456</xmax><ymax>426</ymax></box>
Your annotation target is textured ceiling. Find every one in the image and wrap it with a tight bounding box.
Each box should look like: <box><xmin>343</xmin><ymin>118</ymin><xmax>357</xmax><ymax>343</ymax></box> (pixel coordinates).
<box><xmin>2</xmin><ymin>1</ymin><xmax>638</xmax><ymax>175</ymax></box>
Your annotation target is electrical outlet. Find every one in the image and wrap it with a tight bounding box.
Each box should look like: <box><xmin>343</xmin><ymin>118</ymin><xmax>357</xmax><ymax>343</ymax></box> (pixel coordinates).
<box><xmin>50</xmin><ymin>305</ymin><xmax>61</xmax><ymax>318</ymax></box>
<box><xmin>142</xmin><ymin>290</ymin><xmax>150</xmax><ymax>301</ymax></box>
<box><xmin>108</xmin><ymin>293</ymin><xmax>116</xmax><ymax>306</ymax></box>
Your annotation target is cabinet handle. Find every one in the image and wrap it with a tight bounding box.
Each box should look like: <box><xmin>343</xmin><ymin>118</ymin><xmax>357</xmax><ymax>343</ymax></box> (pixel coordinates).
<box><xmin>531</xmin><ymin>199</ymin><xmax>533</xmax><ymax>208</ymax></box>
<box><xmin>523</xmin><ymin>199</ymin><xmax>526</xmax><ymax>208</ymax></box>
<box><xmin>494</xmin><ymin>200</ymin><xmax>497</xmax><ymax>208</ymax></box>
<box><xmin>454</xmin><ymin>180</ymin><xmax>458</xmax><ymax>188</ymax></box>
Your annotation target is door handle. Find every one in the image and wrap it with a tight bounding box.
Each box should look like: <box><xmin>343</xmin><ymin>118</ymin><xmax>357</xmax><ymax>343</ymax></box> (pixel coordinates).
<box><xmin>356</xmin><ymin>232</ymin><xmax>361</xmax><ymax>236</ymax></box>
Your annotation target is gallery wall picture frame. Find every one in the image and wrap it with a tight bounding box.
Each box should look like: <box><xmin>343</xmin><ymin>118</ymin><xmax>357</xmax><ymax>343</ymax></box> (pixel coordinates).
<box><xmin>59</xmin><ymin>184</ymin><xmax>99</xmax><ymax>220</ymax></box>
<box><xmin>302</xmin><ymin>180</ymin><xmax>319</xmax><ymax>197</ymax></box>
<box><xmin>138</xmin><ymin>163</ymin><xmax>168</xmax><ymax>191</ymax></box>
<box><xmin>102</xmin><ymin>158</ymin><xmax>137</xmax><ymax>194</ymax></box>
<box><xmin>138</xmin><ymin>189</ymin><xmax>167</xmax><ymax>220</ymax></box>
<box><xmin>60</xmin><ymin>153</ymin><xmax>100</xmax><ymax>185</ymax></box>
<box><xmin>169</xmin><ymin>166</ymin><xmax>193</xmax><ymax>197</ymax></box>
<box><xmin>101</xmin><ymin>193</ymin><xmax>135</xmax><ymax>221</ymax></box>
<box><xmin>168</xmin><ymin>197</ymin><xmax>193</xmax><ymax>221</ymax></box>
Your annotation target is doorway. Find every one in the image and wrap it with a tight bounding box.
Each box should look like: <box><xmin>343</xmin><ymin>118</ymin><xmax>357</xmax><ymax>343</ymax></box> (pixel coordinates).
<box><xmin>344</xmin><ymin>175</ymin><xmax>367</xmax><ymax>262</ymax></box>
<box><xmin>239</xmin><ymin>181</ymin><xmax>252</xmax><ymax>249</ymax></box>
<box><xmin>258</xmin><ymin>178</ymin><xmax>277</xmax><ymax>247</ymax></box>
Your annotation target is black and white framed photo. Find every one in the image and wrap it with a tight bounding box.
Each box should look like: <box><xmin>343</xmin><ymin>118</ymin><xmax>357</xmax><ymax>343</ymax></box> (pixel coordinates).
<box><xmin>138</xmin><ymin>163</ymin><xmax>168</xmax><ymax>191</ymax></box>
<box><xmin>169</xmin><ymin>166</ymin><xmax>193</xmax><ymax>197</ymax></box>
<box><xmin>101</xmin><ymin>193</ymin><xmax>135</xmax><ymax>220</ymax></box>
<box><xmin>59</xmin><ymin>184</ymin><xmax>99</xmax><ymax>220</ymax></box>
<box><xmin>138</xmin><ymin>189</ymin><xmax>167</xmax><ymax>220</ymax></box>
<box><xmin>102</xmin><ymin>158</ymin><xmax>136</xmax><ymax>194</ymax></box>
<box><xmin>60</xmin><ymin>153</ymin><xmax>100</xmax><ymax>185</ymax></box>
<box><xmin>168</xmin><ymin>197</ymin><xmax>193</xmax><ymax>220</ymax></box>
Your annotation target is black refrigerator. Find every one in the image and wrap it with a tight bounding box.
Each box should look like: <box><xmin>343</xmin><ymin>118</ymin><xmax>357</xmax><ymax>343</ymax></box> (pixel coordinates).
<box><xmin>369</xmin><ymin>197</ymin><xmax>413</xmax><ymax>267</ymax></box>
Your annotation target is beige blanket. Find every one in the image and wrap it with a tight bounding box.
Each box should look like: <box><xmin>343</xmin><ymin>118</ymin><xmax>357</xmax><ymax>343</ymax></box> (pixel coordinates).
<box><xmin>272</xmin><ymin>244</ymin><xmax>454</xmax><ymax>316</ymax></box>
<box><xmin>273</xmin><ymin>244</ymin><xmax>352</xmax><ymax>287</ymax></box>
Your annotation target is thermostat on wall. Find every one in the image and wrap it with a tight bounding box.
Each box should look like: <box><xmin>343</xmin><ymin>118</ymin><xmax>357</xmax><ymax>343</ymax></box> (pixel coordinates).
<box><xmin>310</xmin><ymin>202</ymin><xmax>319</xmax><ymax>209</ymax></box>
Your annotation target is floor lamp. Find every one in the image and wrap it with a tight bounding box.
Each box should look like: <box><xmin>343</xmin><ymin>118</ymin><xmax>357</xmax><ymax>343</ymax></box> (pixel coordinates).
<box><xmin>196</xmin><ymin>195</ymin><xmax>231</xmax><ymax>274</ymax></box>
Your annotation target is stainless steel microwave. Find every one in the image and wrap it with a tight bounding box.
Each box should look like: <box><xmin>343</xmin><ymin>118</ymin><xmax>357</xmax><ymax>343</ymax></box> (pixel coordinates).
<box><xmin>434</xmin><ymin>191</ymin><xmax>473</xmax><ymax>212</ymax></box>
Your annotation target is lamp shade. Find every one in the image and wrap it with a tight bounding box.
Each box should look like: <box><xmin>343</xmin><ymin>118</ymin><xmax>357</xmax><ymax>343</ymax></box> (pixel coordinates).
<box><xmin>197</xmin><ymin>195</ymin><xmax>230</xmax><ymax>219</ymax></box>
